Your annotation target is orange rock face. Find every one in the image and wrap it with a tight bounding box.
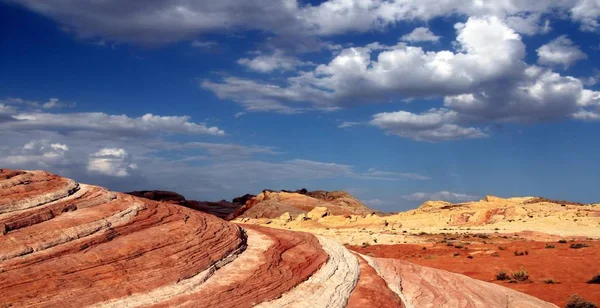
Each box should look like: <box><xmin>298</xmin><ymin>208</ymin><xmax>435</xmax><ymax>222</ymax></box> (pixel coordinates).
<box><xmin>0</xmin><ymin>169</ymin><xmax>560</xmax><ymax>307</ymax></box>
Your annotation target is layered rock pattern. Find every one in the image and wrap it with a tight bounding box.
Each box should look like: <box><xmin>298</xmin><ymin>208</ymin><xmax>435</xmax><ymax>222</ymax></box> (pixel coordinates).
<box><xmin>234</xmin><ymin>190</ymin><xmax>373</xmax><ymax>220</ymax></box>
<box><xmin>0</xmin><ymin>169</ymin><xmax>557</xmax><ymax>307</ymax></box>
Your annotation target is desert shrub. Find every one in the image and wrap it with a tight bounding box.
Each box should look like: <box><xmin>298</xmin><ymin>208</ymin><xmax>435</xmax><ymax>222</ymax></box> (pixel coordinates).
<box><xmin>361</xmin><ymin>242</ymin><xmax>370</xmax><ymax>248</ymax></box>
<box><xmin>455</xmin><ymin>244</ymin><xmax>464</xmax><ymax>249</ymax></box>
<box><xmin>565</xmin><ymin>294</ymin><xmax>598</xmax><ymax>308</ymax></box>
<box><xmin>467</xmin><ymin>255</ymin><xmax>474</xmax><ymax>259</ymax></box>
<box><xmin>570</xmin><ymin>243</ymin><xmax>590</xmax><ymax>249</ymax></box>
<box><xmin>447</xmin><ymin>243</ymin><xmax>454</xmax><ymax>247</ymax></box>
<box><xmin>545</xmin><ymin>244</ymin><xmax>556</xmax><ymax>249</ymax></box>
<box><xmin>453</xmin><ymin>252</ymin><xmax>460</xmax><ymax>257</ymax></box>
<box><xmin>512</xmin><ymin>268</ymin><xmax>529</xmax><ymax>281</ymax></box>
<box><xmin>496</xmin><ymin>270</ymin><xmax>509</xmax><ymax>280</ymax></box>
<box><xmin>543</xmin><ymin>278</ymin><xmax>556</xmax><ymax>284</ymax></box>
<box><xmin>498</xmin><ymin>246</ymin><xmax>506</xmax><ymax>250</ymax></box>
<box><xmin>514</xmin><ymin>250</ymin><xmax>528</xmax><ymax>256</ymax></box>
<box><xmin>559</xmin><ymin>239</ymin><xmax>568</xmax><ymax>244</ymax></box>
<box><xmin>491</xmin><ymin>252</ymin><xmax>500</xmax><ymax>257</ymax></box>
<box><xmin>588</xmin><ymin>274</ymin><xmax>600</xmax><ymax>284</ymax></box>
<box><xmin>422</xmin><ymin>246</ymin><xmax>427</xmax><ymax>250</ymax></box>
<box><xmin>476</xmin><ymin>233</ymin><xmax>489</xmax><ymax>239</ymax></box>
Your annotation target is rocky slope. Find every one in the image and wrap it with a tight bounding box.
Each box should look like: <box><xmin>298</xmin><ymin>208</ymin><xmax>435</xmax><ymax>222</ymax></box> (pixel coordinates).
<box><xmin>238</xmin><ymin>194</ymin><xmax>600</xmax><ymax>246</ymax></box>
<box><xmin>126</xmin><ymin>190</ymin><xmax>243</xmax><ymax>220</ymax></box>
<box><xmin>0</xmin><ymin>169</ymin><xmax>557</xmax><ymax>307</ymax></box>
<box><xmin>232</xmin><ymin>189</ymin><xmax>373</xmax><ymax>220</ymax></box>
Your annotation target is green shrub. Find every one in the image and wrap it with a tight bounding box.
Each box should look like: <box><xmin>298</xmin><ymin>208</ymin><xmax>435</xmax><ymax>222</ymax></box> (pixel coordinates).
<box><xmin>496</xmin><ymin>270</ymin><xmax>509</xmax><ymax>280</ymax></box>
<box><xmin>565</xmin><ymin>294</ymin><xmax>598</xmax><ymax>308</ymax></box>
<box><xmin>570</xmin><ymin>243</ymin><xmax>590</xmax><ymax>249</ymax></box>
<box><xmin>512</xmin><ymin>268</ymin><xmax>529</xmax><ymax>281</ymax></box>
<box><xmin>588</xmin><ymin>275</ymin><xmax>600</xmax><ymax>284</ymax></box>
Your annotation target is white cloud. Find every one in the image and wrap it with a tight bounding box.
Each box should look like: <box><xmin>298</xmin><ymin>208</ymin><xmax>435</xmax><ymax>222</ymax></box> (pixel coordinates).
<box><xmin>360</xmin><ymin>168</ymin><xmax>430</xmax><ymax>180</ymax></box>
<box><xmin>42</xmin><ymin>98</ymin><xmax>76</xmax><ymax>109</ymax></box>
<box><xmin>338</xmin><ymin>121</ymin><xmax>361</xmax><ymax>128</ymax></box>
<box><xmin>401</xmin><ymin>191</ymin><xmax>479</xmax><ymax>202</ymax></box>
<box><xmin>537</xmin><ymin>35</ymin><xmax>587</xmax><ymax>69</ymax></box>
<box><xmin>370</xmin><ymin>109</ymin><xmax>487</xmax><ymax>142</ymax></box>
<box><xmin>205</xmin><ymin>15</ymin><xmax>600</xmax><ymax>141</ymax></box>
<box><xmin>87</xmin><ymin>148</ymin><xmax>136</xmax><ymax>177</ymax></box>
<box><xmin>238</xmin><ymin>49</ymin><xmax>312</xmax><ymax>73</ymax></box>
<box><xmin>0</xmin><ymin>97</ymin><xmax>75</xmax><ymax>110</ymax></box>
<box><xmin>10</xmin><ymin>0</ymin><xmax>600</xmax><ymax>46</ymax></box>
<box><xmin>571</xmin><ymin>0</ymin><xmax>600</xmax><ymax>31</ymax></box>
<box><xmin>505</xmin><ymin>13</ymin><xmax>551</xmax><ymax>35</ymax></box>
<box><xmin>207</xmin><ymin>16</ymin><xmax>527</xmax><ymax>110</ymax></box>
<box><xmin>234</xmin><ymin>112</ymin><xmax>246</xmax><ymax>118</ymax></box>
<box><xmin>400</xmin><ymin>27</ymin><xmax>440</xmax><ymax>42</ymax></box>
<box><xmin>1</xmin><ymin>110</ymin><xmax>224</xmax><ymax>136</ymax></box>
<box><xmin>0</xmin><ymin>140</ymin><xmax>70</xmax><ymax>168</ymax></box>
<box><xmin>176</xmin><ymin>142</ymin><xmax>281</xmax><ymax>158</ymax></box>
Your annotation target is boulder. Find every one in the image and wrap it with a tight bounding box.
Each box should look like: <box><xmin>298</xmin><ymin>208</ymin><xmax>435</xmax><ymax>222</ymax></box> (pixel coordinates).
<box><xmin>307</xmin><ymin>207</ymin><xmax>330</xmax><ymax>220</ymax></box>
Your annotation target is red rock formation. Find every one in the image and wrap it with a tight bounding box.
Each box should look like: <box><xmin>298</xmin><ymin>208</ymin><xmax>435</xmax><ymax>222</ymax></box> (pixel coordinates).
<box><xmin>0</xmin><ymin>169</ymin><xmax>559</xmax><ymax>307</ymax></box>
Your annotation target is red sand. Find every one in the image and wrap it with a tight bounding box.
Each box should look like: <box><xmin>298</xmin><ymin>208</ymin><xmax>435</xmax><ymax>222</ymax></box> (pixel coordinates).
<box><xmin>350</xmin><ymin>240</ymin><xmax>600</xmax><ymax>307</ymax></box>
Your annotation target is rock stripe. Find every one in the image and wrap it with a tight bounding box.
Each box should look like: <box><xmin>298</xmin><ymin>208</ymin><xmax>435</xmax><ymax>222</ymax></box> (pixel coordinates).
<box><xmin>256</xmin><ymin>235</ymin><xmax>360</xmax><ymax>308</ymax></box>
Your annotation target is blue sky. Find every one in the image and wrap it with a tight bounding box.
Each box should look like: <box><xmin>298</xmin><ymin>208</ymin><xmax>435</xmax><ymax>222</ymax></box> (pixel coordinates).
<box><xmin>1</xmin><ymin>1</ymin><xmax>599</xmax><ymax>210</ymax></box>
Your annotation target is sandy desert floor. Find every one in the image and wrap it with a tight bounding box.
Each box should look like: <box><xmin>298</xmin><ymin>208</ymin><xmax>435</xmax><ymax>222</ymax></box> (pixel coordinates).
<box><xmin>349</xmin><ymin>235</ymin><xmax>600</xmax><ymax>307</ymax></box>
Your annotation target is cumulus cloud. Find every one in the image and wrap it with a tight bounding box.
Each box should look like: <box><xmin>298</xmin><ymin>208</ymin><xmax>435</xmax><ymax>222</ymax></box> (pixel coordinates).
<box><xmin>238</xmin><ymin>49</ymin><xmax>312</xmax><ymax>73</ymax></box>
<box><xmin>87</xmin><ymin>148</ymin><xmax>136</xmax><ymax>177</ymax></box>
<box><xmin>537</xmin><ymin>35</ymin><xmax>587</xmax><ymax>69</ymax></box>
<box><xmin>571</xmin><ymin>0</ymin><xmax>600</xmax><ymax>31</ymax></box>
<box><xmin>207</xmin><ymin>16</ymin><xmax>527</xmax><ymax>110</ymax></box>
<box><xmin>205</xmin><ymin>15</ymin><xmax>600</xmax><ymax>141</ymax></box>
<box><xmin>400</xmin><ymin>27</ymin><xmax>440</xmax><ymax>42</ymax></box>
<box><xmin>401</xmin><ymin>191</ymin><xmax>480</xmax><ymax>202</ymax></box>
<box><xmin>0</xmin><ymin>140</ymin><xmax>70</xmax><ymax>168</ymax></box>
<box><xmin>504</xmin><ymin>13</ymin><xmax>551</xmax><ymax>35</ymax></box>
<box><xmin>9</xmin><ymin>0</ymin><xmax>600</xmax><ymax>46</ymax></box>
<box><xmin>370</xmin><ymin>109</ymin><xmax>487</xmax><ymax>141</ymax></box>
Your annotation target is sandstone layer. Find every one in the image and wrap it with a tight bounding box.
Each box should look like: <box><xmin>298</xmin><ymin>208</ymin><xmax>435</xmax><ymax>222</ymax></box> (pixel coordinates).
<box><xmin>237</xmin><ymin>194</ymin><xmax>600</xmax><ymax>246</ymax></box>
<box><xmin>0</xmin><ymin>169</ymin><xmax>558</xmax><ymax>307</ymax></box>
<box><xmin>232</xmin><ymin>189</ymin><xmax>373</xmax><ymax>220</ymax></box>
